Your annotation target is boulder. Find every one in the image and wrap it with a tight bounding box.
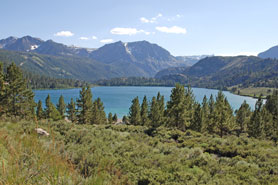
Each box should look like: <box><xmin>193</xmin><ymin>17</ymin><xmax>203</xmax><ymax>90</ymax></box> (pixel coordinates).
<box><xmin>35</xmin><ymin>128</ymin><xmax>49</xmax><ymax>136</ymax></box>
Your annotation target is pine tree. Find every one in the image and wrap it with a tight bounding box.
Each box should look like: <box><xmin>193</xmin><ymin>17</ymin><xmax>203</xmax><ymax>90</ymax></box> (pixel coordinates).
<box><xmin>4</xmin><ymin>63</ymin><xmax>36</xmax><ymax>118</ymax></box>
<box><xmin>57</xmin><ymin>95</ymin><xmax>66</xmax><ymax>118</ymax></box>
<box><xmin>184</xmin><ymin>86</ymin><xmax>196</xmax><ymax>125</ymax></box>
<box><xmin>113</xmin><ymin>113</ymin><xmax>118</xmax><ymax>122</ymax></box>
<box><xmin>49</xmin><ymin>103</ymin><xmax>62</xmax><ymax>121</ymax></box>
<box><xmin>67</xmin><ymin>98</ymin><xmax>76</xmax><ymax>122</ymax></box>
<box><xmin>45</xmin><ymin>94</ymin><xmax>52</xmax><ymax>118</ymax></box>
<box><xmin>207</xmin><ymin>94</ymin><xmax>216</xmax><ymax>133</ymax></box>
<box><xmin>76</xmin><ymin>86</ymin><xmax>93</xmax><ymax>124</ymax></box>
<box><xmin>156</xmin><ymin>92</ymin><xmax>165</xmax><ymax>126</ymax></box>
<box><xmin>201</xmin><ymin>95</ymin><xmax>209</xmax><ymax>132</ymax></box>
<box><xmin>166</xmin><ymin>83</ymin><xmax>188</xmax><ymax>130</ymax></box>
<box><xmin>208</xmin><ymin>94</ymin><xmax>215</xmax><ymax>115</ymax></box>
<box><xmin>261</xmin><ymin>106</ymin><xmax>274</xmax><ymax>138</ymax></box>
<box><xmin>149</xmin><ymin>96</ymin><xmax>161</xmax><ymax>128</ymax></box>
<box><xmin>0</xmin><ymin>62</ymin><xmax>6</xmax><ymax>116</ymax></box>
<box><xmin>91</xmin><ymin>97</ymin><xmax>107</xmax><ymax>125</ymax></box>
<box><xmin>141</xmin><ymin>96</ymin><xmax>149</xmax><ymax>126</ymax></box>
<box><xmin>36</xmin><ymin>100</ymin><xmax>44</xmax><ymax>120</ymax></box>
<box><xmin>108</xmin><ymin>112</ymin><xmax>113</xmax><ymax>124</ymax></box>
<box><xmin>129</xmin><ymin>96</ymin><xmax>141</xmax><ymax>125</ymax></box>
<box><xmin>45</xmin><ymin>94</ymin><xmax>61</xmax><ymax>121</ymax></box>
<box><xmin>248</xmin><ymin>96</ymin><xmax>264</xmax><ymax>137</ymax></box>
<box><xmin>191</xmin><ymin>103</ymin><xmax>202</xmax><ymax>132</ymax></box>
<box><xmin>235</xmin><ymin>100</ymin><xmax>251</xmax><ymax>133</ymax></box>
<box><xmin>122</xmin><ymin>115</ymin><xmax>128</xmax><ymax>124</ymax></box>
<box><xmin>214</xmin><ymin>91</ymin><xmax>233</xmax><ymax>137</ymax></box>
<box><xmin>0</xmin><ymin>62</ymin><xmax>3</xmax><ymax>85</ymax></box>
<box><xmin>265</xmin><ymin>90</ymin><xmax>278</xmax><ymax>136</ymax></box>
<box><xmin>97</xmin><ymin>97</ymin><xmax>107</xmax><ymax>124</ymax></box>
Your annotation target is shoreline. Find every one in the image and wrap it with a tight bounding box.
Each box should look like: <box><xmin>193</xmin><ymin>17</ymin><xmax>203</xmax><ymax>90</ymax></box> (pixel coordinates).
<box><xmin>32</xmin><ymin>85</ymin><xmax>270</xmax><ymax>100</ymax></box>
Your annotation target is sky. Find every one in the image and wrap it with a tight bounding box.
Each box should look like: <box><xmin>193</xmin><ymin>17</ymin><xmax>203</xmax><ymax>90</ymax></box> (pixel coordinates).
<box><xmin>1</xmin><ymin>0</ymin><xmax>278</xmax><ymax>56</ymax></box>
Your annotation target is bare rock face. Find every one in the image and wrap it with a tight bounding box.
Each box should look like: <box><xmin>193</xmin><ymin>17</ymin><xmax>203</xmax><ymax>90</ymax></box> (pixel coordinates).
<box><xmin>35</xmin><ymin>128</ymin><xmax>49</xmax><ymax>136</ymax></box>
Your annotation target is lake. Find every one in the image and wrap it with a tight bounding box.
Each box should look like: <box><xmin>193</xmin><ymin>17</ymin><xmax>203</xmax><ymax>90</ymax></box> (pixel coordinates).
<box><xmin>34</xmin><ymin>86</ymin><xmax>258</xmax><ymax>118</ymax></box>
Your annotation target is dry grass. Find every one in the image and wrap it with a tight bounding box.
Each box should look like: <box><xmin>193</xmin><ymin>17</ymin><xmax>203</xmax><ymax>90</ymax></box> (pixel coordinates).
<box><xmin>0</xmin><ymin>121</ymin><xmax>82</xmax><ymax>185</ymax></box>
<box><xmin>229</xmin><ymin>87</ymin><xmax>277</xmax><ymax>98</ymax></box>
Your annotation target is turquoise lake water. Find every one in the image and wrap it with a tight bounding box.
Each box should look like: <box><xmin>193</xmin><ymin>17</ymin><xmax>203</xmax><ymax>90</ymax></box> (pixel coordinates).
<box><xmin>34</xmin><ymin>86</ymin><xmax>258</xmax><ymax>118</ymax></box>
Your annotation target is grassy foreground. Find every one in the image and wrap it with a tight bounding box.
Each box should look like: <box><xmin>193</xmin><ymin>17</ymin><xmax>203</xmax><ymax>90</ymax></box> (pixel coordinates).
<box><xmin>1</xmin><ymin>120</ymin><xmax>278</xmax><ymax>184</ymax></box>
<box><xmin>0</xmin><ymin>120</ymin><xmax>85</xmax><ymax>184</ymax></box>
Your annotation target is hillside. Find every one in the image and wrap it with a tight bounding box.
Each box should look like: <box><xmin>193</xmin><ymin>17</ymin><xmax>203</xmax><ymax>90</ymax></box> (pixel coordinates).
<box><xmin>155</xmin><ymin>66</ymin><xmax>189</xmax><ymax>79</ymax></box>
<box><xmin>155</xmin><ymin>56</ymin><xmax>278</xmax><ymax>89</ymax></box>
<box><xmin>0</xmin><ymin>49</ymin><xmax>144</xmax><ymax>81</ymax></box>
<box><xmin>0</xmin><ymin>121</ymin><xmax>85</xmax><ymax>184</ymax></box>
<box><xmin>258</xmin><ymin>45</ymin><xmax>278</xmax><ymax>59</ymax></box>
<box><xmin>2</xmin><ymin>119</ymin><xmax>278</xmax><ymax>184</ymax></box>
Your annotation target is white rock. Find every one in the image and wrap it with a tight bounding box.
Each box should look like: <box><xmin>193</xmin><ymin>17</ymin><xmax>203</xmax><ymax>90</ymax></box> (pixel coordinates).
<box><xmin>35</xmin><ymin>128</ymin><xmax>49</xmax><ymax>136</ymax></box>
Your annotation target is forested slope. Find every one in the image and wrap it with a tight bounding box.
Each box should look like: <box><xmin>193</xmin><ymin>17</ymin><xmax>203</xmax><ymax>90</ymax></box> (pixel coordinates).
<box><xmin>156</xmin><ymin>56</ymin><xmax>278</xmax><ymax>89</ymax></box>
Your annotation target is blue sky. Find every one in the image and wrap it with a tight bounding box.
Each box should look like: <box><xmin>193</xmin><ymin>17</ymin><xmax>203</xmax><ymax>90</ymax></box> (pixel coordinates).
<box><xmin>1</xmin><ymin>0</ymin><xmax>278</xmax><ymax>56</ymax></box>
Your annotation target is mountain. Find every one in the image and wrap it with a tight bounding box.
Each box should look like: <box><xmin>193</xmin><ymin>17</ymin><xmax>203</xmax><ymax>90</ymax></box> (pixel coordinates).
<box><xmin>155</xmin><ymin>55</ymin><xmax>212</xmax><ymax>78</ymax></box>
<box><xmin>90</xmin><ymin>40</ymin><xmax>188</xmax><ymax>76</ymax></box>
<box><xmin>0</xmin><ymin>48</ymin><xmax>179</xmax><ymax>82</ymax></box>
<box><xmin>0</xmin><ymin>36</ymin><xmax>18</xmax><ymax>48</ymax></box>
<box><xmin>0</xmin><ymin>36</ymin><xmax>96</xmax><ymax>57</ymax></box>
<box><xmin>0</xmin><ymin>36</ymin><xmax>43</xmax><ymax>52</ymax></box>
<box><xmin>0</xmin><ymin>49</ymin><xmax>126</xmax><ymax>81</ymax></box>
<box><xmin>156</xmin><ymin>56</ymin><xmax>278</xmax><ymax>88</ymax></box>
<box><xmin>0</xmin><ymin>36</ymin><xmax>192</xmax><ymax>78</ymax></box>
<box><xmin>155</xmin><ymin>66</ymin><xmax>189</xmax><ymax>79</ymax></box>
<box><xmin>175</xmin><ymin>55</ymin><xmax>212</xmax><ymax>66</ymax></box>
<box><xmin>258</xmin><ymin>45</ymin><xmax>278</xmax><ymax>59</ymax></box>
<box><xmin>1</xmin><ymin>35</ymin><xmax>277</xmax><ymax>89</ymax></box>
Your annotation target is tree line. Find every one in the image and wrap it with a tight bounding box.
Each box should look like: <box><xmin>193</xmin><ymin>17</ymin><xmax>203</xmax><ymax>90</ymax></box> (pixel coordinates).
<box><xmin>0</xmin><ymin>62</ymin><xmax>116</xmax><ymax>125</ymax></box>
<box><xmin>127</xmin><ymin>83</ymin><xmax>278</xmax><ymax>140</ymax></box>
<box><xmin>36</xmin><ymin>86</ymin><xmax>117</xmax><ymax>125</ymax></box>
<box><xmin>1</xmin><ymin>62</ymin><xmax>278</xmax><ymax>140</ymax></box>
<box><xmin>24</xmin><ymin>71</ymin><xmax>86</xmax><ymax>89</ymax></box>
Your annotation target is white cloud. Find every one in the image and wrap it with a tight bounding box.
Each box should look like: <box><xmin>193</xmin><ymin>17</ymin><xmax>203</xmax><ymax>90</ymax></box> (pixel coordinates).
<box><xmin>167</xmin><ymin>14</ymin><xmax>183</xmax><ymax>22</ymax></box>
<box><xmin>140</xmin><ymin>13</ymin><xmax>163</xmax><ymax>23</ymax></box>
<box><xmin>155</xmin><ymin>26</ymin><xmax>187</xmax><ymax>34</ymax></box>
<box><xmin>217</xmin><ymin>52</ymin><xmax>258</xmax><ymax>56</ymax></box>
<box><xmin>79</xmin><ymin>37</ymin><xmax>89</xmax><ymax>40</ymax></box>
<box><xmin>54</xmin><ymin>31</ymin><xmax>74</xmax><ymax>37</ymax></box>
<box><xmin>100</xmin><ymin>39</ymin><xmax>114</xmax><ymax>44</ymax></box>
<box><xmin>92</xmin><ymin>36</ymin><xmax>97</xmax><ymax>40</ymax></box>
<box><xmin>110</xmin><ymin>27</ymin><xmax>150</xmax><ymax>35</ymax></box>
<box><xmin>140</xmin><ymin>17</ymin><xmax>150</xmax><ymax>23</ymax></box>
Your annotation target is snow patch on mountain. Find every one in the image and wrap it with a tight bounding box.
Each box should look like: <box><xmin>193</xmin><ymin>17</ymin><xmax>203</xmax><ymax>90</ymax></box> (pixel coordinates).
<box><xmin>31</xmin><ymin>45</ymin><xmax>39</xmax><ymax>50</ymax></box>
<box><xmin>124</xmin><ymin>43</ymin><xmax>132</xmax><ymax>55</ymax></box>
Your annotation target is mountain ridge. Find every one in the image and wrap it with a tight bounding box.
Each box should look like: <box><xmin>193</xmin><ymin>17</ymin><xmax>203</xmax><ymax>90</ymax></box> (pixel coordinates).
<box><xmin>89</xmin><ymin>40</ymin><xmax>186</xmax><ymax>76</ymax></box>
<box><xmin>258</xmin><ymin>45</ymin><xmax>278</xmax><ymax>59</ymax></box>
<box><xmin>0</xmin><ymin>35</ymin><xmax>201</xmax><ymax>78</ymax></box>
<box><xmin>155</xmin><ymin>56</ymin><xmax>278</xmax><ymax>89</ymax></box>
